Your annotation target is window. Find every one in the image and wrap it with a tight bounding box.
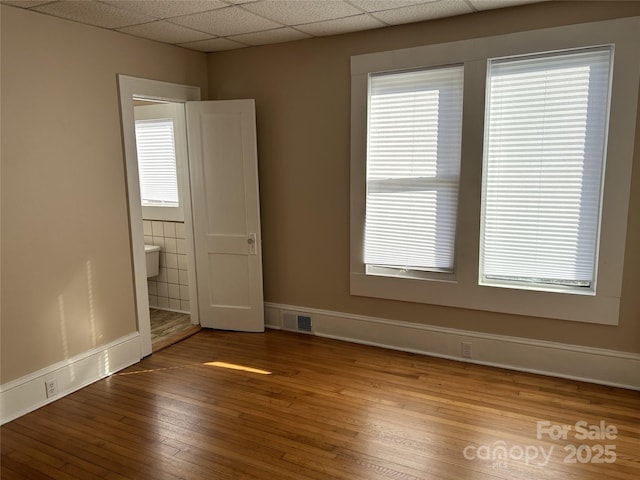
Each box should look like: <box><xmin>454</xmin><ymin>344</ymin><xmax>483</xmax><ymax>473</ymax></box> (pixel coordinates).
<box><xmin>135</xmin><ymin>118</ymin><xmax>180</xmax><ymax>208</ymax></box>
<box><xmin>480</xmin><ymin>47</ymin><xmax>613</xmax><ymax>292</ymax></box>
<box><xmin>134</xmin><ymin>102</ymin><xmax>187</xmax><ymax>222</ymax></box>
<box><xmin>350</xmin><ymin>17</ymin><xmax>639</xmax><ymax>325</ymax></box>
<box><xmin>365</xmin><ymin>66</ymin><xmax>464</xmax><ymax>277</ymax></box>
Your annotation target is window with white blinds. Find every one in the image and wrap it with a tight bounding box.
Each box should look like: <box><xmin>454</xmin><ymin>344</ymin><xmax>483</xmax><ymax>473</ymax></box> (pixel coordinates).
<box><xmin>135</xmin><ymin>118</ymin><xmax>180</xmax><ymax>208</ymax></box>
<box><xmin>352</xmin><ymin>18</ymin><xmax>638</xmax><ymax>324</ymax></box>
<box><xmin>480</xmin><ymin>47</ymin><xmax>613</xmax><ymax>289</ymax></box>
<box><xmin>365</xmin><ymin>66</ymin><xmax>464</xmax><ymax>274</ymax></box>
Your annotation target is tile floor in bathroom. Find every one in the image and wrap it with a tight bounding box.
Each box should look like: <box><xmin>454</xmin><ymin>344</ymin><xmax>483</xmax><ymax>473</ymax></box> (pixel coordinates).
<box><xmin>150</xmin><ymin>308</ymin><xmax>200</xmax><ymax>352</ymax></box>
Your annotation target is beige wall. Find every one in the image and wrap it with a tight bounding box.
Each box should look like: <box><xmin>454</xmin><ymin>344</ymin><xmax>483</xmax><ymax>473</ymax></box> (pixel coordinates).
<box><xmin>207</xmin><ymin>1</ymin><xmax>640</xmax><ymax>353</ymax></box>
<box><xmin>0</xmin><ymin>5</ymin><xmax>207</xmax><ymax>383</ymax></box>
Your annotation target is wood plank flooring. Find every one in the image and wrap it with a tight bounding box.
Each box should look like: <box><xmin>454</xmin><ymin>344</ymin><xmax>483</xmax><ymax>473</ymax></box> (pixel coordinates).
<box><xmin>2</xmin><ymin>329</ymin><xmax>639</xmax><ymax>479</ymax></box>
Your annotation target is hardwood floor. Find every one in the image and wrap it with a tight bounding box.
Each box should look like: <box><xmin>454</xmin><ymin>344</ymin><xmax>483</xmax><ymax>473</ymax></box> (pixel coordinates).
<box><xmin>2</xmin><ymin>330</ymin><xmax>639</xmax><ymax>479</ymax></box>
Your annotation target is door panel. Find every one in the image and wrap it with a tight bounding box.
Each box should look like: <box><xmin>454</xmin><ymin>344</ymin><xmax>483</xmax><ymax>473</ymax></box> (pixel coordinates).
<box><xmin>187</xmin><ymin>100</ymin><xmax>264</xmax><ymax>332</ymax></box>
<box><xmin>209</xmin><ymin>254</ymin><xmax>250</xmax><ymax>307</ymax></box>
<box><xmin>201</xmin><ymin>113</ymin><xmax>247</xmax><ymax>234</ymax></box>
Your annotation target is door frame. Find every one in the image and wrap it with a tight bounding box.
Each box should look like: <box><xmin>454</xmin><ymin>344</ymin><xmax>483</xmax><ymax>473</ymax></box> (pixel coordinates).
<box><xmin>117</xmin><ymin>75</ymin><xmax>201</xmax><ymax>357</ymax></box>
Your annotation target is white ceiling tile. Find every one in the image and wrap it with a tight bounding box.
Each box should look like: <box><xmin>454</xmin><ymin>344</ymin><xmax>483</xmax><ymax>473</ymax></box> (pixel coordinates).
<box><xmin>102</xmin><ymin>0</ymin><xmax>227</xmax><ymax>19</ymax></box>
<box><xmin>33</xmin><ymin>0</ymin><xmax>156</xmax><ymax>28</ymax></box>
<box><xmin>118</xmin><ymin>20</ymin><xmax>213</xmax><ymax>44</ymax></box>
<box><xmin>230</xmin><ymin>27</ymin><xmax>311</xmax><ymax>46</ymax></box>
<box><xmin>468</xmin><ymin>0</ymin><xmax>547</xmax><ymax>11</ymax></box>
<box><xmin>347</xmin><ymin>0</ymin><xmax>433</xmax><ymax>13</ymax></box>
<box><xmin>171</xmin><ymin>6</ymin><xmax>281</xmax><ymax>36</ymax></box>
<box><xmin>179</xmin><ymin>36</ymin><xmax>247</xmax><ymax>52</ymax></box>
<box><xmin>5</xmin><ymin>0</ymin><xmax>550</xmax><ymax>53</ymax></box>
<box><xmin>296</xmin><ymin>13</ymin><xmax>386</xmax><ymax>37</ymax></box>
<box><xmin>243</xmin><ymin>0</ymin><xmax>361</xmax><ymax>25</ymax></box>
<box><xmin>2</xmin><ymin>0</ymin><xmax>55</xmax><ymax>7</ymax></box>
<box><xmin>372</xmin><ymin>0</ymin><xmax>473</xmax><ymax>25</ymax></box>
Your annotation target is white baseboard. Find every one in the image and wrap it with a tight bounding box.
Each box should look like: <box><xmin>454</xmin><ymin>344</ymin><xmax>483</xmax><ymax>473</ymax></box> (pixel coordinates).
<box><xmin>265</xmin><ymin>303</ymin><xmax>640</xmax><ymax>390</ymax></box>
<box><xmin>0</xmin><ymin>332</ymin><xmax>141</xmax><ymax>425</ymax></box>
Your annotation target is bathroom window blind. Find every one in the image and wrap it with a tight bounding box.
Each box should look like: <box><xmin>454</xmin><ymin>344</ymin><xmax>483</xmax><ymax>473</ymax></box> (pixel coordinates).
<box><xmin>135</xmin><ymin>118</ymin><xmax>180</xmax><ymax>207</ymax></box>
<box><xmin>480</xmin><ymin>47</ymin><xmax>613</xmax><ymax>288</ymax></box>
<box><xmin>364</xmin><ymin>66</ymin><xmax>464</xmax><ymax>273</ymax></box>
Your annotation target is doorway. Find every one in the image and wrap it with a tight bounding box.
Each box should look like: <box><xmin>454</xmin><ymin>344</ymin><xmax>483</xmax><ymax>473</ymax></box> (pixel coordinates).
<box><xmin>118</xmin><ymin>76</ymin><xmax>201</xmax><ymax>357</ymax></box>
<box><xmin>119</xmin><ymin>76</ymin><xmax>266</xmax><ymax>359</ymax></box>
<box><xmin>134</xmin><ymin>98</ymin><xmax>200</xmax><ymax>350</ymax></box>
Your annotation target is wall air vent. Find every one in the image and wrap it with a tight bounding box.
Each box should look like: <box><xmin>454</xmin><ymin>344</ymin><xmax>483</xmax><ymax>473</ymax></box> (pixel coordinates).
<box><xmin>282</xmin><ymin>311</ymin><xmax>313</xmax><ymax>334</ymax></box>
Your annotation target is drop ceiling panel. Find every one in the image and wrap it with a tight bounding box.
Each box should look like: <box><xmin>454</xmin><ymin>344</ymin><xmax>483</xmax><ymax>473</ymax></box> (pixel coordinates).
<box><xmin>179</xmin><ymin>36</ymin><xmax>247</xmax><ymax>52</ymax></box>
<box><xmin>118</xmin><ymin>20</ymin><xmax>213</xmax><ymax>44</ymax></box>
<box><xmin>3</xmin><ymin>0</ymin><xmax>53</xmax><ymax>7</ymax></box>
<box><xmin>171</xmin><ymin>5</ymin><xmax>282</xmax><ymax>36</ymax></box>
<box><xmin>33</xmin><ymin>0</ymin><xmax>155</xmax><ymax>28</ymax></box>
<box><xmin>243</xmin><ymin>0</ymin><xmax>362</xmax><ymax>25</ymax></box>
<box><xmin>372</xmin><ymin>0</ymin><xmax>473</xmax><ymax>25</ymax></box>
<box><xmin>103</xmin><ymin>0</ymin><xmax>228</xmax><ymax>19</ymax></box>
<box><xmin>230</xmin><ymin>27</ymin><xmax>311</xmax><ymax>46</ymax></box>
<box><xmin>296</xmin><ymin>13</ymin><xmax>386</xmax><ymax>37</ymax></box>
<box><xmin>2</xmin><ymin>0</ymin><xmax>550</xmax><ymax>52</ymax></box>
<box><xmin>347</xmin><ymin>0</ymin><xmax>433</xmax><ymax>12</ymax></box>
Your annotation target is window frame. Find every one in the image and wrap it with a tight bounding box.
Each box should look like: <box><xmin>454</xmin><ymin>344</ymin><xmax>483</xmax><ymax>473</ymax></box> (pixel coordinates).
<box><xmin>350</xmin><ymin>17</ymin><xmax>640</xmax><ymax>325</ymax></box>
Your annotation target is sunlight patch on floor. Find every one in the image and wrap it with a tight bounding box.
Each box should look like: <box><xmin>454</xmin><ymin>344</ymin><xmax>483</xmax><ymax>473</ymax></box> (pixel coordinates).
<box><xmin>114</xmin><ymin>360</ymin><xmax>271</xmax><ymax>376</ymax></box>
<box><xmin>204</xmin><ymin>361</ymin><xmax>272</xmax><ymax>375</ymax></box>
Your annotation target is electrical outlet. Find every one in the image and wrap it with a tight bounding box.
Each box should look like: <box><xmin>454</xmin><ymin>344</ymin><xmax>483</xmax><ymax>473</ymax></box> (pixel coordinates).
<box><xmin>45</xmin><ymin>379</ymin><xmax>58</xmax><ymax>398</ymax></box>
<box><xmin>461</xmin><ymin>342</ymin><xmax>472</xmax><ymax>358</ymax></box>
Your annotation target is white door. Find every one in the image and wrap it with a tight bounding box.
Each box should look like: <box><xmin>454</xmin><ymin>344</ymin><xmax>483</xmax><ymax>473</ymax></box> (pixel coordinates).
<box><xmin>186</xmin><ymin>100</ymin><xmax>264</xmax><ymax>332</ymax></box>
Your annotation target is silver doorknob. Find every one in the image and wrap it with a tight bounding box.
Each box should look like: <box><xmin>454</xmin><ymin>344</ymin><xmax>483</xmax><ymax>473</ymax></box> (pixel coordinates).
<box><xmin>247</xmin><ymin>233</ymin><xmax>257</xmax><ymax>254</ymax></box>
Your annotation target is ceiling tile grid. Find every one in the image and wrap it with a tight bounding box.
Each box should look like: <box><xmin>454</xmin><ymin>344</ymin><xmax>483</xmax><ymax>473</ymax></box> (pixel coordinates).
<box><xmin>230</xmin><ymin>26</ymin><xmax>311</xmax><ymax>45</ymax></box>
<box><xmin>32</xmin><ymin>0</ymin><xmax>157</xmax><ymax>29</ymax></box>
<box><xmin>295</xmin><ymin>12</ymin><xmax>386</xmax><ymax>36</ymax></box>
<box><xmin>170</xmin><ymin>5</ymin><xmax>282</xmax><ymax>36</ymax></box>
<box><xmin>103</xmin><ymin>1</ymin><xmax>229</xmax><ymax>19</ymax></box>
<box><xmin>1</xmin><ymin>0</ymin><xmax>548</xmax><ymax>52</ymax></box>
<box><xmin>243</xmin><ymin>0</ymin><xmax>363</xmax><ymax>24</ymax></box>
<box><xmin>180</xmin><ymin>36</ymin><xmax>247</xmax><ymax>51</ymax></box>
<box><xmin>117</xmin><ymin>19</ymin><xmax>214</xmax><ymax>44</ymax></box>
<box><xmin>371</xmin><ymin>0</ymin><xmax>474</xmax><ymax>24</ymax></box>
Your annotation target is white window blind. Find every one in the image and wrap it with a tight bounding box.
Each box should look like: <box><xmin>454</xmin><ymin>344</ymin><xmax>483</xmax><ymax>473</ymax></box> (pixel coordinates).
<box><xmin>481</xmin><ymin>47</ymin><xmax>613</xmax><ymax>289</ymax></box>
<box><xmin>364</xmin><ymin>66</ymin><xmax>464</xmax><ymax>273</ymax></box>
<box><xmin>135</xmin><ymin>118</ymin><xmax>180</xmax><ymax>207</ymax></box>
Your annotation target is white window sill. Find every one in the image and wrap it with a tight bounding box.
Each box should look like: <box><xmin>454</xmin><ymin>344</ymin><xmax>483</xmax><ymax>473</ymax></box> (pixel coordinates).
<box><xmin>351</xmin><ymin>272</ymin><xmax>620</xmax><ymax>325</ymax></box>
<box><xmin>142</xmin><ymin>205</ymin><xmax>184</xmax><ymax>222</ymax></box>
